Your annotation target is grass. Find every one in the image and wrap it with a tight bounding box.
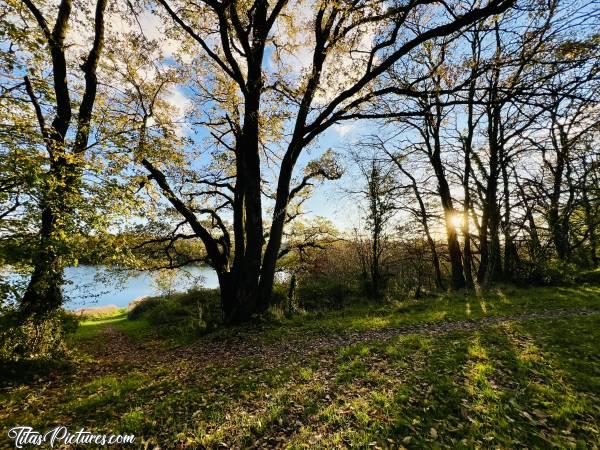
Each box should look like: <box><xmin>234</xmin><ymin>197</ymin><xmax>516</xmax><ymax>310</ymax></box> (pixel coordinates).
<box><xmin>1</xmin><ymin>284</ymin><xmax>599</xmax><ymax>448</ymax></box>
<box><xmin>255</xmin><ymin>284</ymin><xmax>600</xmax><ymax>341</ymax></box>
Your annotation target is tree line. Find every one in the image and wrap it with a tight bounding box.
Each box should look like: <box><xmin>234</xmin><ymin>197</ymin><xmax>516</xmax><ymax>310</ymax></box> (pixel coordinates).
<box><xmin>350</xmin><ymin>1</ymin><xmax>599</xmax><ymax>298</ymax></box>
<box><xmin>0</xmin><ymin>0</ymin><xmax>598</xmax><ymax>330</ymax></box>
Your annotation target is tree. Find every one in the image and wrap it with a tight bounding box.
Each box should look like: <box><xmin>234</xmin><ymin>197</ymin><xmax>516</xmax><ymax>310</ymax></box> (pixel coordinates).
<box><xmin>351</xmin><ymin>153</ymin><xmax>397</xmax><ymax>299</ymax></box>
<box><xmin>0</xmin><ymin>0</ymin><xmax>109</xmax><ymax>318</ymax></box>
<box><xmin>384</xmin><ymin>147</ymin><xmax>445</xmax><ymax>290</ymax></box>
<box><xmin>377</xmin><ymin>37</ymin><xmax>468</xmax><ymax>289</ymax></box>
<box><xmin>136</xmin><ymin>0</ymin><xmax>514</xmax><ymax>322</ymax></box>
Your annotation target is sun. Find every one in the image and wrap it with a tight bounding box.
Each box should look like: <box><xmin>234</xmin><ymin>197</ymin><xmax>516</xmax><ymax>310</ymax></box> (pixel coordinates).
<box><xmin>450</xmin><ymin>213</ymin><xmax>464</xmax><ymax>229</ymax></box>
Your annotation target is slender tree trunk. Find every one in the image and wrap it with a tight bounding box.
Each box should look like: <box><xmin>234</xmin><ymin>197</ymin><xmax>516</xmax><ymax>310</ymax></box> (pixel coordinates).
<box><xmin>483</xmin><ymin>103</ymin><xmax>503</xmax><ymax>284</ymax></box>
<box><xmin>462</xmin><ymin>162</ymin><xmax>475</xmax><ymax>289</ymax></box>
<box><xmin>477</xmin><ymin>210</ymin><xmax>489</xmax><ymax>283</ymax></box>
<box><xmin>582</xmin><ymin>157</ymin><xmax>599</xmax><ymax>267</ymax></box>
<box><xmin>547</xmin><ymin>120</ymin><xmax>572</xmax><ymax>260</ymax></box>
<box><xmin>487</xmin><ymin>191</ymin><xmax>503</xmax><ymax>282</ymax></box>
<box><xmin>431</xmin><ymin>138</ymin><xmax>466</xmax><ymax>289</ymax></box>
<box><xmin>585</xmin><ymin>200</ymin><xmax>599</xmax><ymax>266</ymax></box>
<box><xmin>389</xmin><ymin>154</ymin><xmax>444</xmax><ymax>290</ymax></box>
<box><xmin>428</xmin><ymin>235</ymin><xmax>444</xmax><ymax>290</ymax></box>
<box><xmin>462</xmin><ymin>195</ymin><xmax>474</xmax><ymax>288</ymax></box>
<box><xmin>287</xmin><ymin>272</ymin><xmax>298</xmax><ymax>311</ymax></box>
<box><xmin>258</xmin><ymin>153</ymin><xmax>295</xmax><ymax>308</ymax></box>
<box><xmin>444</xmin><ymin>209</ymin><xmax>466</xmax><ymax>289</ymax></box>
<box><xmin>548</xmin><ymin>166</ymin><xmax>568</xmax><ymax>260</ymax></box>
<box><xmin>427</xmin><ymin>103</ymin><xmax>465</xmax><ymax>290</ymax></box>
<box><xmin>462</xmin><ymin>36</ymin><xmax>477</xmax><ymax>289</ymax></box>
<box><xmin>515</xmin><ymin>174</ymin><xmax>541</xmax><ymax>262</ymax></box>
<box><xmin>371</xmin><ymin>237</ymin><xmax>381</xmax><ymax>299</ymax></box>
<box><xmin>501</xmin><ymin>160</ymin><xmax>516</xmax><ymax>279</ymax></box>
<box><xmin>258</xmin><ymin>35</ymin><xmax>329</xmax><ymax>306</ymax></box>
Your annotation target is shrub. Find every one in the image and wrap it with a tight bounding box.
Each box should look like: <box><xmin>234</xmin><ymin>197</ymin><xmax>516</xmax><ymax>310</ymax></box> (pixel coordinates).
<box><xmin>127</xmin><ymin>289</ymin><xmax>221</xmax><ymax>338</ymax></box>
<box><xmin>516</xmin><ymin>259</ymin><xmax>579</xmax><ymax>286</ymax></box>
<box><xmin>296</xmin><ymin>279</ymin><xmax>359</xmax><ymax>310</ymax></box>
<box><xmin>127</xmin><ymin>297</ymin><xmax>163</xmax><ymax>320</ymax></box>
<box><xmin>576</xmin><ymin>268</ymin><xmax>600</xmax><ymax>284</ymax></box>
<box><xmin>0</xmin><ymin>309</ymin><xmax>79</xmax><ymax>362</ymax></box>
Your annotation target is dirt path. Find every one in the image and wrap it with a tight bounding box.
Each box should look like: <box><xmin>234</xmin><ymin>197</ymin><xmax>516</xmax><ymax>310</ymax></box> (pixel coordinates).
<box><xmin>2</xmin><ymin>307</ymin><xmax>598</xmax><ymax>448</ymax></box>
<box><xmin>187</xmin><ymin>307</ymin><xmax>600</xmax><ymax>362</ymax></box>
<box><xmin>84</xmin><ymin>307</ymin><xmax>600</xmax><ymax>375</ymax></box>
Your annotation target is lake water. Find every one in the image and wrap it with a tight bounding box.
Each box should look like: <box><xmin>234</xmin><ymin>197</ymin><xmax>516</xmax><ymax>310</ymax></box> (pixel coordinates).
<box><xmin>6</xmin><ymin>265</ymin><xmax>219</xmax><ymax>311</ymax></box>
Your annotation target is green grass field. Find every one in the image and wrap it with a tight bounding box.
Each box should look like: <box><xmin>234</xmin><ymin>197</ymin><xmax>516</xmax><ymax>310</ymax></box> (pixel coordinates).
<box><xmin>1</xmin><ymin>285</ymin><xmax>599</xmax><ymax>448</ymax></box>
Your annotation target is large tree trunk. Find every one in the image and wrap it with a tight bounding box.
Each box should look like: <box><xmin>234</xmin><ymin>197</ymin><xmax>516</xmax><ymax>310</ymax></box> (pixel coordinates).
<box><xmin>20</xmin><ymin>156</ymin><xmax>82</xmax><ymax>317</ymax></box>
<box><xmin>219</xmin><ymin>271</ymin><xmax>262</xmax><ymax>324</ymax></box>
<box><xmin>20</xmin><ymin>131</ymin><xmax>74</xmax><ymax>316</ymax></box>
<box><xmin>20</xmin><ymin>205</ymin><xmax>63</xmax><ymax>317</ymax></box>
<box><xmin>238</xmin><ymin>90</ymin><xmax>265</xmax><ymax>314</ymax></box>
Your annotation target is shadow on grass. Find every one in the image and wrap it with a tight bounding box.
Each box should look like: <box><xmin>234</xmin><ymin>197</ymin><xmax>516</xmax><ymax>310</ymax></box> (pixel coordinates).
<box><xmin>1</xmin><ymin>286</ymin><xmax>599</xmax><ymax>447</ymax></box>
<box><xmin>274</xmin><ymin>315</ymin><xmax>600</xmax><ymax>448</ymax></box>
<box><xmin>338</xmin><ymin>317</ymin><xmax>598</xmax><ymax>448</ymax></box>
<box><xmin>0</xmin><ymin>358</ymin><xmax>75</xmax><ymax>387</ymax></box>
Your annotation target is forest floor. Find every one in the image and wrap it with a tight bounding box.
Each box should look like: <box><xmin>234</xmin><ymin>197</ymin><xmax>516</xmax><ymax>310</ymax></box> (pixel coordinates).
<box><xmin>1</xmin><ymin>285</ymin><xmax>600</xmax><ymax>449</ymax></box>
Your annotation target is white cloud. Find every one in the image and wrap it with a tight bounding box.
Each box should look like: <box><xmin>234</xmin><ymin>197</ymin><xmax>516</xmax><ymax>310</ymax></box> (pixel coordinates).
<box><xmin>165</xmin><ymin>86</ymin><xmax>192</xmax><ymax>137</ymax></box>
<box><xmin>333</xmin><ymin>123</ymin><xmax>354</xmax><ymax>136</ymax></box>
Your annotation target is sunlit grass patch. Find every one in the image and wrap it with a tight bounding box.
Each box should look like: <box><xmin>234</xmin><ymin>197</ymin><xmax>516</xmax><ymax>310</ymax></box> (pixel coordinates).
<box><xmin>119</xmin><ymin>407</ymin><xmax>149</xmax><ymax>434</ymax></box>
<box><xmin>80</xmin><ymin>308</ymin><xmax>128</xmax><ymax>322</ymax></box>
<box><xmin>467</xmin><ymin>335</ymin><xmax>489</xmax><ymax>360</ymax></box>
<box><xmin>2</xmin><ymin>286</ymin><xmax>599</xmax><ymax>448</ymax></box>
<box><xmin>113</xmin><ymin>317</ymin><xmax>155</xmax><ymax>341</ymax></box>
<box><xmin>298</xmin><ymin>366</ymin><xmax>314</xmax><ymax>381</ymax></box>
<box><xmin>68</xmin><ymin>372</ymin><xmax>148</xmax><ymax>415</ymax></box>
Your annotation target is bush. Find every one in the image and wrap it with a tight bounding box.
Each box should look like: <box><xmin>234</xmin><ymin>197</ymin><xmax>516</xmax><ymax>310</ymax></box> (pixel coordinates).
<box><xmin>575</xmin><ymin>268</ymin><xmax>600</xmax><ymax>284</ymax></box>
<box><xmin>127</xmin><ymin>289</ymin><xmax>221</xmax><ymax>337</ymax></box>
<box><xmin>296</xmin><ymin>279</ymin><xmax>359</xmax><ymax>310</ymax></box>
<box><xmin>127</xmin><ymin>297</ymin><xmax>163</xmax><ymax>320</ymax></box>
<box><xmin>0</xmin><ymin>309</ymin><xmax>80</xmax><ymax>362</ymax></box>
<box><xmin>511</xmin><ymin>258</ymin><xmax>580</xmax><ymax>286</ymax></box>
